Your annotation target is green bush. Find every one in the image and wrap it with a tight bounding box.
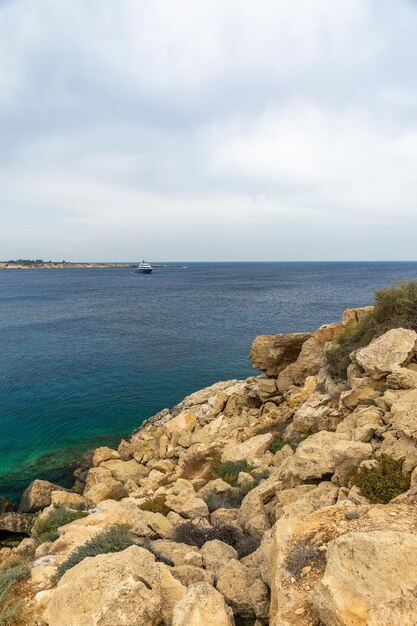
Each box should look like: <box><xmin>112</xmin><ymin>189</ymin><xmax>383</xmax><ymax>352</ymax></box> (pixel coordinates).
<box><xmin>210</xmin><ymin>457</ymin><xmax>255</xmax><ymax>486</ymax></box>
<box><xmin>0</xmin><ymin>557</ymin><xmax>30</xmax><ymax>626</ymax></box>
<box><xmin>0</xmin><ymin>601</ymin><xmax>23</xmax><ymax>626</ymax></box>
<box><xmin>32</xmin><ymin>505</ymin><xmax>88</xmax><ymax>543</ymax></box>
<box><xmin>56</xmin><ymin>524</ymin><xmax>135</xmax><ymax>580</ymax></box>
<box><xmin>269</xmin><ymin>433</ymin><xmax>286</xmax><ymax>454</ymax></box>
<box><xmin>351</xmin><ymin>455</ymin><xmax>410</xmax><ymax>504</ymax></box>
<box><xmin>139</xmin><ymin>496</ymin><xmax>170</xmax><ymax>516</ymax></box>
<box><xmin>326</xmin><ymin>280</ymin><xmax>417</xmax><ymax>380</ymax></box>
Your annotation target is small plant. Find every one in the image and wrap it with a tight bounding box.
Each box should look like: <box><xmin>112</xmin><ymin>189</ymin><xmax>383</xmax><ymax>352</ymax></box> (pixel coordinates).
<box><xmin>210</xmin><ymin>457</ymin><xmax>255</xmax><ymax>486</ymax></box>
<box><xmin>32</xmin><ymin>505</ymin><xmax>88</xmax><ymax>543</ymax></box>
<box><xmin>269</xmin><ymin>433</ymin><xmax>285</xmax><ymax>454</ymax></box>
<box><xmin>171</xmin><ymin>521</ymin><xmax>259</xmax><ymax>557</ymax></box>
<box><xmin>139</xmin><ymin>496</ymin><xmax>170</xmax><ymax>516</ymax></box>
<box><xmin>351</xmin><ymin>455</ymin><xmax>410</xmax><ymax>504</ymax></box>
<box><xmin>286</xmin><ymin>539</ymin><xmax>324</xmax><ymax>578</ymax></box>
<box><xmin>56</xmin><ymin>524</ymin><xmax>135</xmax><ymax>579</ymax></box>
<box><xmin>325</xmin><ymin>280</ymin><xmax>417</xmax><ymax>380</ymax></box>
<box><xmin>0</xmin><ymin>556</ymin><xmax>31</xmax><ymax>626</ymax></box>
<box><xmin>203</xmin><ymin>489</ymin><xmax>245</xmax><ymax>512</ymax></box>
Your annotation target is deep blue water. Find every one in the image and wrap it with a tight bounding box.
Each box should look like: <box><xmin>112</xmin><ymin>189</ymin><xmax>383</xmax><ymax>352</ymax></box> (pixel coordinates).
<box><xmin>1</xmin><ymin>261</ymin><xmax>417</xmax><ymax>501</ymax></box>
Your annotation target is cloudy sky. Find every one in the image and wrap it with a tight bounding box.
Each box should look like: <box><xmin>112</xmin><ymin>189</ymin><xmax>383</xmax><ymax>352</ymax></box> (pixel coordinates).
<box><xmin>1</xmin><ymin>0</ymin><xmax>417</xmax><ymax>261</ymax></box>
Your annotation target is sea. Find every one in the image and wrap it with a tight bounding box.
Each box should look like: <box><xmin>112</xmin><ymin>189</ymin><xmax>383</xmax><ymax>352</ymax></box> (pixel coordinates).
<box><xmin>1</xmin><ymin>261</ymin><xmax>417</xmax><ymax>501</ymax></box>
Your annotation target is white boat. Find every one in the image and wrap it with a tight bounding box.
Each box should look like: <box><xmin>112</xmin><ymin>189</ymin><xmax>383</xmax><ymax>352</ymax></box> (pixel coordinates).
<box><xmin>135</xmin><ymin>260</ymin><xmax>153</xmax><ymax>274</ymax></box>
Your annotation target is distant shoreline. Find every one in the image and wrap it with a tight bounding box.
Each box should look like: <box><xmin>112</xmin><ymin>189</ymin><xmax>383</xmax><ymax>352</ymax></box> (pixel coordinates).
<box><xmin>0</xmin><ymin>261</ymin><xmax>182</xmax><ymax>270</ymax></box>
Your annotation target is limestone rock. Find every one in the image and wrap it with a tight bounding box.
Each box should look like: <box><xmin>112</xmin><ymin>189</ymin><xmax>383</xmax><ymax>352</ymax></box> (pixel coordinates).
<box><xmin>0</xmin><ymin>511</ymin><xmax>33</xmax><ymax>533</ymax></box>
<box><xmin>237</xmin><ymin>491</ymin><xmax>270</xmax><ymax>539</ymax></box>
<box><xmin>18</xmin><ymin>479</ymin><xmax>65</xmax><ymax>513</ymax></box>
<box><xmin>355</xmin><ymin>328</ymin><xmax>417</xmax><ymax>379</ymax></box>
<box><xmin>336</xmin><ymin>406</ymin><xmax>383</xmax><ymax>443</ymax></box>
<box><xmin>172</xmin><ymin>582</ymin><xmax>234</xmax><ymax>626</ymax></box>
<box><xmin>221</xmin><ymin>433</ymin><xmax>273</xmax><ymax>463</ymax></box>
<box><xmin>198</xmin><ymin>479</ymin><xmax>235</xmax><ymax>501</ymax></box>
<box><xmin>388</xmin><ymin>389</ymin><xmax>417</xmax><ymax>440</ymax></box>
<box><xmin>83</xmin><ymin>467</ymin><xmax>127</xmax><ymax>506</ymax></box>
<box><xmin>100</xmin><ymin>458</ymin><xmax>148</xmax><ymax>483</ymax></box>
<box><xmin>341</xmin><ymin>306</ymin><xmax>374</xmax><ymax>327</ymax></box>
<box><xmin>277</xmin><ymin>324</ymin><xmax>342</xmax><ymax>392</ymax></box>
<box><xmin>331</xmin><ymin>439</ymin><xmax>373</xmax><ymax>486</ymax></box>
<box><xmin>170</xmin><ymin>565</ymin><xmax>214</xmax><ymax>587</ymax></box>
<box><xmin>92</xmin><ymin>446</ymin><xmax>120</xmax><ymax>466</ymax></box>
<box><xmin>279</xmin><ymin>482</ymin><xmax>338</xmax><ymax>520</ymax></box>
<box><xmin>313</xmin><ymin>531</ymin><xmax>417</xmax><ymax>626</ymax></box>
<box><xmin>152</xmin><ymin>540</ymin><xmax>203</xmax><ymax>567</ymax></box>
<box><xmin>50</xmin><ymin>491</ymin><xmax>86</xmax><ymax>508</ymax></box>
<box><xmin>387</xmin><ymin>366</ymin><xmax>417</xmax><ymax>389</ymax></box>
<box><xmin>200</xmin><ymin>540</ymin><xmax>237</xmax><ymax>581</ymax></box>
<box><xmin>165</xmin><ymin>494</ymin><xmax>209</xmax><ymax>519</ymax></box>
<box><xmin>217</xmin><ymin>559</ymin><xmax>254</xmax><ymax>618</ymax></box>
<box><xmin>43</xmin><ymin>545</ymin><xmax>185</xmax><ymax>626</ymax></box>
<box><xmin>250</xmin><ymin>332</ymin><xmax>311</xmax><ymax>377</ymax></box>
<box><xmin>278</xmin><ymin>431</ymin><xmax>340</xmax><ymax>486</ymax></box>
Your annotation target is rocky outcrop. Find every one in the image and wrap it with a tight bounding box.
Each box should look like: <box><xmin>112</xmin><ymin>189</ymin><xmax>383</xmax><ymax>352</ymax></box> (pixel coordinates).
<box><xmin>42</xmin><ymin>545</ymin><xmax>185</xmax><ymax>626</ymax></box>
<box><xmin>355</xmin><ymin>328</ymin><xmax>417</xmax><ymax>379</ymax></box>
<box><xmin>313</xmin><ymin>531</ymin><xmax>417</xmax><ymax>625</ymax></box>
<box><xmin>18</xmin><ymin>479</ymin><xmax>66</xmax><ymax>513</ymax></box>
<box><xmin>250</xmin><ymin>332</ymin><xmax>311</xmax><ymax>377</ymax></box>
<box><xmin>6</xmin><ymin>310</ymin><xmax>417</xmax><ymax>626</ymax></box>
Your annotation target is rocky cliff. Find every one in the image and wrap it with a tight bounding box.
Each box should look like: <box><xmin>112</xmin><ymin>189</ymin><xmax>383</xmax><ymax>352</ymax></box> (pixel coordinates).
<box><xmin>2</xmin><ymin>303</ymin><xmax>417</xmax><ymax>625</ymax></box>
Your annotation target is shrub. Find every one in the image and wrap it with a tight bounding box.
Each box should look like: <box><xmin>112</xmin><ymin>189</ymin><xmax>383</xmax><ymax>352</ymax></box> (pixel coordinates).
<box><xmin>56</xmin><ymin>524</ymin><xmax>135</xmax><ymax>579</ymax></box>
<box><xmin>286</xmin><ymin>539</ymin><xmax>324</xmax><ymax>578</ymax></box>
<box><xmin>325</xmin><ymin>280</ymin><xmax>417</xmax><ymax>380</ymax></box>
<box><xmin>269</xmin><ymin>433</ymin><xmax>286</xmax><ymax>454</ymax></box>
<box><xmin>203</xmin><ymin>490</ymin><xmax>246</xmax><ymax>512</ymax></box>
<box><xmin>171</xmin><ymin>521</ymin><xmax>259</xmax><ymax>556</ymax></box>
<box><xmin>0</xmin><ymin>601</ymin><xmax>23</xmax><ymax>626</ymax></box>
<box><xmin>32</xmin><ymin>505</ymin><xmax>88</xmax><ymax>543</ymax></box>
<box><xmin>139</xmin><ymin>496</ymin><xmax>170</xmax><ymax>516</ymax></box>
<box><xmin>210</xmin><ymin>457</ymin><xmax>255</xmax><ymax>486</ymax></box>
<box><xmin>351</xmin><ymin>455</ymin><xmax>410</xmax><ymax>504</ymax></box>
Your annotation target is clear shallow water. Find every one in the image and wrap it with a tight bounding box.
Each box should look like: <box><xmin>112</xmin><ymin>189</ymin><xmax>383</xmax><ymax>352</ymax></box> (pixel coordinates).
<box><xmin>1</xmin><ymin>261</ymin><xmax>417</xmax><ymax>501</ymax></box>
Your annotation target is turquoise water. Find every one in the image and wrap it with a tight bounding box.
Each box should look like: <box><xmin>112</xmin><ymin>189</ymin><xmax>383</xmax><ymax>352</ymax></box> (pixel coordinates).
<box><xmin>2</xmin><ymin>262</ymin><xmax>417</xmax><ymax>501</ymax></box>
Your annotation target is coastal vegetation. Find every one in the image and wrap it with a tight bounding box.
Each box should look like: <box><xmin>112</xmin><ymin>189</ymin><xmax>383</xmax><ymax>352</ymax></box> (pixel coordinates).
<box><xmin>32</xmin><ymin>505</ymin><xmax>87</xmax><ymax>543</ymax></box>
<box><xmin>351</xmin><ymin>455</ymin><xmax>411</xmax><ymax>504</ymax></box>
<box><xmin>325</xmin><ymin>280</ymin><xmax>417</xmax><ymax>379</ymax></box>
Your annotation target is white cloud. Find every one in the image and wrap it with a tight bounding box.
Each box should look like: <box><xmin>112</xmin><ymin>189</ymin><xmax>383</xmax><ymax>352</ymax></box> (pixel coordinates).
<box><xmin>1</xmin><ymin>0</ymin><xmax>417</xmax><ymax>260</ymax></box>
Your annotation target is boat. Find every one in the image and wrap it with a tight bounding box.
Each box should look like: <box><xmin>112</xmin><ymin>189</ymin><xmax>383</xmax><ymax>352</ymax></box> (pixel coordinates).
<box><xmin>135</xmin><ymin>260</ymin><xmax>153</xmax><ymax>274</ymax></box>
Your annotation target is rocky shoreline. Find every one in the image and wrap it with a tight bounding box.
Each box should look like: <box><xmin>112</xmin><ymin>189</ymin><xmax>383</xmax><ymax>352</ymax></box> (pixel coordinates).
<box><xmin>2</xmin><ymin>299</ymin><xmax>417</xmax><ymax>625</ymax></box>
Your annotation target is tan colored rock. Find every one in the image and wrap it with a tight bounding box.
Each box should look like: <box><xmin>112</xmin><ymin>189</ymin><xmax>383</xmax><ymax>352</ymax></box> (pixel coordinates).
<box><xmin>170</xmin><ymin>565</ymin><xmax>214</xmax><ymax>587</ymax></box>
<box><xmin>165</xmin><ymin>494</ymin><xmax>209</xmax><ymax>519</ymax></box>
<box><xmin>221</xmin><ymin>433</ymin><xmax>273</xmax><ymax>463</ymax></box>
<box><xmin>165</xmin><ymin>409</ymin><xmax>197</xmax><ymax>438</ymax></box>
<box><xmin>217</xmin><ymin>559</ymin><xmax>257</xmax><ymax>619</ymax></box>
<box><xmin>355</xmin><ymin>328</ymin><xmax>417</xmax><ymax>379</ymax></box>
<box><xmin>198</xmin><ymin>479</ymin><xmax>235</xmax><ymax>501</ymax></box>
<box><xmin>18</xmin><ymin>479</ymin><xmax>65</xmax><ymax>513</ymax></box>
<box><xmin>43</xmin><ymin>545</ymin><xmax>185</xmax><ymax>626</ymax></box>
<box><xmin>83</xmin><ymin>467</ymin><xmax>127</xmax><ymax>506</ymax></box>
<box><xmin>277</xmin><ymin>323</ymin><xmax>342</xmax><ymax>392</ymax></box>
<box><xmin>210</xmin><ymin>507</ymin><xmax>240</xmax><ymax>528</ymax></box>
<box><xmin>341</xmin><ymin>306</ymin><xmax>374</xmax><ymax>327</ymax></box>
<box><xmin>387</xmin><ymin>366</ymin><xmax>417</xmax><ymax>389</ymax></box>
<box><xmin>50</xmin><ymin>491</ymin><xmax>86</xmax><ymax>508</ymax></box>
<box><xmin>286</xmin><ymin>392</ymin><xmax>332</xmax><ymax>436</ymax></box>
<box><xmin>336</xmin><ymin>406</ymin><xmax>383</xmax><ymax>443</ymax></box>
<box><xmin>172</xmin><ymin>582</ymin><xmax>234</xmax><ymax>626</ymax></box>
<box><xmin>313</xmin><ymin>531</ymin><xmax>417</xmax><ymax>626</ymax></box>
<box><xmin>209</xmin><ymin>390</ymin><xmax>229</xmax><ymax>416</ymax></box>
<box><xmin>250</xmin><ymin>332</ymin><xmax>312</xmax><ymax>377</ymax></box>
<box><xmin>92</xmin><ymin>446</ymin><xmax>120</xmax><ymax>466</ymax></box>
<box><xmin>379</xmin><ymin>433</ymin><xmax>417</xmax><ymax>473</ymax></box>
<box><xmin>331</xmin><ymin>439</ymin><xmax>373</xmax><ymax>486</ymax></box>
<box><xmin>388</xmin><ymin>388</ymin><xmax>417</xmax><ymax>440</ymax></box>
<box><xmin>238</xmin><ymin>491</ymin><xmax>270</xmax><ymax>539</ymax></box>
<box><xmin>0</xmin><ymin>511</ymin><xmax>33</xmax><ymax>533</ymax></box>
<box><xmin>339</xmin><ymin>385</ymin><xmax>380</xmax><ymax>410</ymax></box>
<box><xmin>278</xmin><ymin>431</ymin><xmax>340</xmax><ymax>486</ymax></box>
<box><xmin>200</xmin><ymin>540</ymin><xmax>237</xmax><ymax>581</ymax></box>
<box><xmin>280</xmin><ymin>482</ymin><xmax>338</xmax><ymax>519</ymax></box>
<box><xmin>152</xmin><ymin>540</ymin><xmax>203</xmax><ymax>567</ymax></box>
<box><xmin>100</xmin><ymin>458</ymin><xmax>148</xmax><ymax>483</ymax></box>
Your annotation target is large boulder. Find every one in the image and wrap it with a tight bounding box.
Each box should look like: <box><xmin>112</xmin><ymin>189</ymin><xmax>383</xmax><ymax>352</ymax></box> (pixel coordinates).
<box><xmin>200</xmin><ymin>540</ymin><xmax>237</xmax><ymax>582</ymax></box>
<box><xmin>388</xmin><ymin>389</ymin><xmax>417</xmax><ymax>440</ymax></box>
<box><xmin>278</xmin><ymin>431</ymin><xmax>340</xmax><ymax>486</ymax></box>
<box><xmin>313</xmin><ymin>531</ymin><xmax>417</xmax><ymax>626</ymax></box>
<box><xmin>355</xmin><ymin>328</ymin><xmax>417</xmax><ymax>379</ymax></box>
<box><xmin>250</xmin><ymin>332</ymin><xmax>311</xmax><ymax>377</ymax></box>
<box><xmin>221</xmin><ymin>433</ymin><xmax>273</xmax><ymax>463</ymax></box>
<box><xmin>277</xmin><ymin>324</ymin><xmax>342</xmax><ymax>392</ymax></box>
<box><xmin>172</xmin><ymin>582</ymin><xmax>234</xmax><ymax>626</ymax></box>
<box><xmin>42</xmin><ymin>545</ymin><xmax>185</xmax><ymax>626</ymax></box>
<box><xmin>18</xmin><ymin>480</ymin><xmax>65</xmax><ymax>513</ymax></box>
<box><xmin>0</xmin><ymin>511</ymin><xmax>33</xmax><ymax>533</ymax></box>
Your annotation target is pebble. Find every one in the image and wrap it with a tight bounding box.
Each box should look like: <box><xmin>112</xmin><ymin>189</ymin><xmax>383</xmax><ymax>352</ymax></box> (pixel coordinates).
<box><xmin>295</xmin><ymin>608</ymin><xmax>305</xmax><ymax>615</ymax></box>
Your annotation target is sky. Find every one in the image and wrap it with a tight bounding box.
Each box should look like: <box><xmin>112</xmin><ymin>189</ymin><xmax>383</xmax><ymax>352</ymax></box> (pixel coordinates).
<box><xmin>1</xmin><ymin>0</ymin><xmax>417</xmax><ymax>262</ymax></box>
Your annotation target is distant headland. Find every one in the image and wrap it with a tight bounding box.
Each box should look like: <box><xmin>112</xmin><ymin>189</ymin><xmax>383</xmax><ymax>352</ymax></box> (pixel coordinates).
<box><xmin>0</xmin><ymin>259</ymin><xmax>181</xmax><ymax>270</ymax></box>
